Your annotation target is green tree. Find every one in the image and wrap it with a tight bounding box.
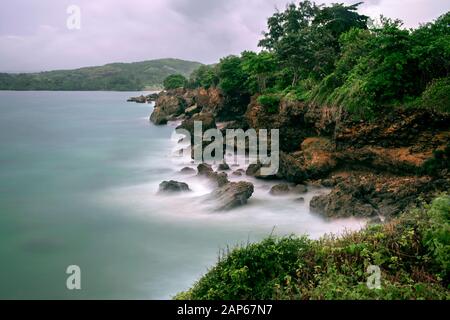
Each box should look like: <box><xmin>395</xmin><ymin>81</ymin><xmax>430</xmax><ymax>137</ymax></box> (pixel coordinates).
<box><xmin>259</xmin><ymin>1</ymin><xmax>368</xmax><ymax>84</ymax></box>
<box><xmin>241</xmin><ymin>51</ymin><xmax>277</xmax><ymax>93</ymax></box>
<box><xmin>188</xmin><ymin>65</ymin><xmax>219</xmax><ymax>89</ymax></box>
<box><xmin>163</xmin><ymin>74</ymin><xmax>188</xmax><ymax>90</ymax></box>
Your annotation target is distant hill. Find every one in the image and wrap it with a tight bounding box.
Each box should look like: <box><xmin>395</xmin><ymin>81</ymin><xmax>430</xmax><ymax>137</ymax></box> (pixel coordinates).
<box><xmin>0</xmin><ymin>58</ymin><xmax>202</xmax><ymax>91</ymax></box>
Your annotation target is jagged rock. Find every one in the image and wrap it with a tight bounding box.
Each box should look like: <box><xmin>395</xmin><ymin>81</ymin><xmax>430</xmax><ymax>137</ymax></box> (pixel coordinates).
<box><xmin>185</xmin><ymin>104</ymin><xmax>200</xmax><ymax>117</ymax></box>
<box><xmin>209</xmin><ymin>181</ymin><xmax>254</xmax><ymax>211</ymax></box>
<box><xmin>127</xmin><ymin>95</ymin><xmax>147</xmax><ymax>103</ymax></box>
<box><xmin>146</xmin><ymin>93</ymin><xmax>159</xmax><ymax>102</ymax></box>
<box><xmin>150</xmin><ymin>89</ymin><xmax>188</xmax><ymax>125</ymax></box>
<box><xmin>207</xmin><ymin>172</ymin><xmax>229</xmax><ymax>187</ymax></box>
<box><xmin>269</xmin><ymin>184</ymin><xmax>290</xmax><ymax>196</ymax></box>
<box><xmin>278</xmin><ymin>152</ymin><xmax>307</xmax><ymax>183</ymax></box>
<box><xmin>197</xmin><ymin>163</ymin><xmax>229</xmax><ymax>187</ymax></box>
<box><xmin>177</xmin><ymin>112</ymin><xmax>216</xmax><ymax>136</ymax></box>
<box><xmin>218</xmin><ymin>163</ymin><xmax>230</xmax><ymax>171</ymax></box>
<box><xmin>309</xmin><ymin>173</ymin><xmax>446</xmax><ymax>219</ymax></box>
<box><xmin>158</xmin><ymin>180</ymin><xmax>190</xmax><ymax>193</ymax></box>
<box><xmin>246</xmin><ymin>163</ymin><xmax>262</xmax><ymax>176</ymax></box>
<box><xmin>180</xmin><ymin>167</ymin><xmax>196</xmax><ymax>174</ymax></box>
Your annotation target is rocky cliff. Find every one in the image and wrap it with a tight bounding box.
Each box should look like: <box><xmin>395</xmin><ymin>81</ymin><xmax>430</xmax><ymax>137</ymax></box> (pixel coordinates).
<box><xmin>149</xmin><ymin>88</ymin><xmax>450</xmax><ymax>220</ymax></box>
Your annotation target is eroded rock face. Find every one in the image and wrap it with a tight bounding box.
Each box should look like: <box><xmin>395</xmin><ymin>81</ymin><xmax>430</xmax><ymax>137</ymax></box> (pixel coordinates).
<box><xmin>158</xmin><ymin>180</ymin><xmax>190</xmax><ymax>193</ymax></box>
<box><xmin>309</xmin><ymin>173</ymin><xmax>448</xmax><ymax>219</ymax></box>
<box><xmin>177</xmin><ymin>112</ymin><xmax>217</xmax><ymax>142</ymax></box>
<box><xmin>196</xmin><ymin>87</ymin><xmax>225</xmax><ymax>116</ymax></box>
<box><xmin>209</xmin><ymin>181</ymin><xmax>254</xmax><ymax>211</ymax></box>
<box><xmin>149</xmin><ymin>87</ymin><xmax>226</xmax><ymax>125</ymax></box>
<box><xmin>150</xmin><ymin>89</ymin><xmax>187</xmax><ymax>125</ymax></box>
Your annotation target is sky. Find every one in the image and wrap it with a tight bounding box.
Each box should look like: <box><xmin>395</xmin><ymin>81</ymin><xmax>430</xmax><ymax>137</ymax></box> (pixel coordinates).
<box><xmin>0</xmin><ymin>0</ymin><xmax>449</xmax><ymax>72</ymax></box>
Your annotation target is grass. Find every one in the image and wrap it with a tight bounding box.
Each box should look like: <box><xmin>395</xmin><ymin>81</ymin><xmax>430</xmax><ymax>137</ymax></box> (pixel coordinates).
<box><xmin>176</xmin><ymin>195</ymin><xmax>450</xmax><ymax>300</ymax></box>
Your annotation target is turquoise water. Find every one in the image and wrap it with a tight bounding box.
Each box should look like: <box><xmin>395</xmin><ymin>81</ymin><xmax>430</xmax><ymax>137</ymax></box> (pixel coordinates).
<box><xmin>0</xmin><ymin>91</ymin><xmax>365</xmax><ymax>299</ymax></box>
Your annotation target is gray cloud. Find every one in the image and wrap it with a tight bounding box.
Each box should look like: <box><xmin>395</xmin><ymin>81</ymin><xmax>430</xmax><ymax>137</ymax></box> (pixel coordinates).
<box><xmin>0</xmin><ymin>0</ymin><xmax>448</xmax><ymax>72</ymax></box>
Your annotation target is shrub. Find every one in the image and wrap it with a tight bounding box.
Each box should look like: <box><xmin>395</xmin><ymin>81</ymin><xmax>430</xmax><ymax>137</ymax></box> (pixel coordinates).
<box><xmin>422</xmin><ymin>143</ymin><xmax>450</xmax><ymax>176</ymax></box>
<box><xmin>420</xmin><ymin>77</ymin><xmax>450</xmax><ymax>113</ymax></box>
<box><xmin>177</xmin><ymin>195</ymin><xmax>450</xmax><ymax>300</ymax></box>
<box><xmin>258</xmin><ymin>94</ymin><xmax>281</xmax><ymax>114</ymax></box>
<box><xmin>422</xmin><ymin>196</ymin><xmax>450</xmax><ymax>279</ymax></box>
<box><xmin>163</xmin><ymin>74</ymin><xmax>187</xmax><ymax>90</ymax></box>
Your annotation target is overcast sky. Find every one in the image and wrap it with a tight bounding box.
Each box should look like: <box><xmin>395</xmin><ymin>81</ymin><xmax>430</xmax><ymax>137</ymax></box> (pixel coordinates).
<box><xmin>0</xmin><ymin>0</ymin><xmax>448</xmax><ymax>72</ymax></box>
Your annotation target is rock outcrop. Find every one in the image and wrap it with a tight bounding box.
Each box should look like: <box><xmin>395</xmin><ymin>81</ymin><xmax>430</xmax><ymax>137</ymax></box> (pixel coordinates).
<box><xmin>310</xmin><ymin>172</ymin><xmax>449</xmax><ymax>218</ymax></box>
<box><xmin>150</xmin><ymin>89</ymin><xmax>187</xmax><ymax>125</ymax></box>
<box><xmin>150</xmin><ymin>87</ymin><xmax>450</xmax><ymax>219</ymax></box>
<box><xmin>128</xmin><ymin>93</ymin><xmax>159</xmax><ymax>103</ymax></box>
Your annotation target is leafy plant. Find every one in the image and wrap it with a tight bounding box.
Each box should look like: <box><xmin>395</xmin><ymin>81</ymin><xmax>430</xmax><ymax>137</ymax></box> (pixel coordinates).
<box><xmin>258</xmin><ymin>94</ymin><xmax>281</xmax><ymax>114</ymax></box>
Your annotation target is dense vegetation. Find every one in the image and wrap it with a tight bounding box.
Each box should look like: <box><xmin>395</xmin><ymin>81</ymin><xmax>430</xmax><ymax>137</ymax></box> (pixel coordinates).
<box><xmin>163</xmin><ymin>74</ymin><xmax>188</xmax><ymax>90</ymax></box>
<box><xmin>0</xmin><ymin>59</ymin><xmax>201</xmax><ymax>91</ymax></box>
<box><xmin>181</xmin><ymin>2</ymin><xmax>449</xmax><ymax>119</ymax></box>
<box><xmin>176</xmin><ymin>195</ymin><xmax>450</xmax><ymax>300</ymax></box>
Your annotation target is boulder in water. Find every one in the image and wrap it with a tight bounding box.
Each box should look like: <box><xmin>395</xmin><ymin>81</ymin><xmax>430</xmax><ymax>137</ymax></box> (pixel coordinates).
<box><xmin>180</xmin><ymin>167</ymin><xmax>196</xmax><ymax>175</ymax></box>
<box><xmin>269</xmin><ymin>184</ymin><xmax>290</xmax><ymax>196</ymax></box>
<box><xmin>197</xmin><ymin>163</ymin><xmax>214</xmax><ymax>175</ymax></box>
<box><xmin>218</xmin><ymin>163</ymin><xmax>230</xmax><ymax>171</ymax></box>
<box><xmin>210</xmin><ymin>181</ymin><xmax>254</xmax><ymax>211</ymax></box>
<box><xmin>158</xmin><ymin>180</ymin><xmax>190</xmax><ymax>193</ymax></box>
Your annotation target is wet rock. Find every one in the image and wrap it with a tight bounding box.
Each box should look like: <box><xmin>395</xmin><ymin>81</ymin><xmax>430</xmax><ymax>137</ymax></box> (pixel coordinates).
<box><xmin>207</xmin><ymin>172</ymin><xmax>229</xmax><ymax>187</ymax></box>
<box><xmin>309</xmin><ymin>173</ymin><xmax>443</xmax><ymax>219</ymax></box>
<box><xmin>197</xmin><ymin>163</ymin><xmax>214</xmax><ymax>175</ymax></box>
<box><xmin>180</xmin><ymin>167</ymin><xmax>196</xmax><ymax>175</ymax></box>
<box><xmin>209</xmin><ymin>181</ymin><xmax>254</xmax><ymax>211</ymax></box>
<box><xmin>269</xmin><ymin>184</ymin><xmax>290</xmax><ymax>196</ymax></box>
<box><xmin>246</xmin><ymin>163</ymin><xmax>262</xmax><ymax>177</ymax></box>
<box><xmin>218</xmin><ymin>163</ymin><xmax>230</xmax><ymax>171</ymax></box>
<box><xmin>158</xmin><ymin>180</ymin><xmax>190</xmax><ymax>193</ymax></box>
<box><xmin>292</xmin><ymin>184</ymin><xmax>307</xmax><ymax>194</ymax></box>
<box><xmin>127</xmin><ymin>95</ymin><xmax>147</xmax><ymax>103</ymax></box>
<box><xmin>232</xmin><ymin>171</ymin><xmax>243</xmax><ymax>176</ymax></box>
<box><xmin>146</xmin><ymin>93</ymin><xmax>159</xmax><ymax>102</ymax></box>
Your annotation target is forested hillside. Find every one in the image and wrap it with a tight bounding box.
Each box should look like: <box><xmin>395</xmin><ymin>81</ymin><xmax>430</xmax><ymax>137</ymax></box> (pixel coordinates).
<box><xmin>0</xmin><ymin>58</ymin><xmax>202</xmax><ymax>91</ymax></box>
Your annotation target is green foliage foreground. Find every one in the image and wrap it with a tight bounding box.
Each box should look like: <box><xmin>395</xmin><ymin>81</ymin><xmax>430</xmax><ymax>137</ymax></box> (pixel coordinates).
<box><xmin>176</xmin><ymin>195</ymin><xmax>450</xmax><ymax>300</ymax></box>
